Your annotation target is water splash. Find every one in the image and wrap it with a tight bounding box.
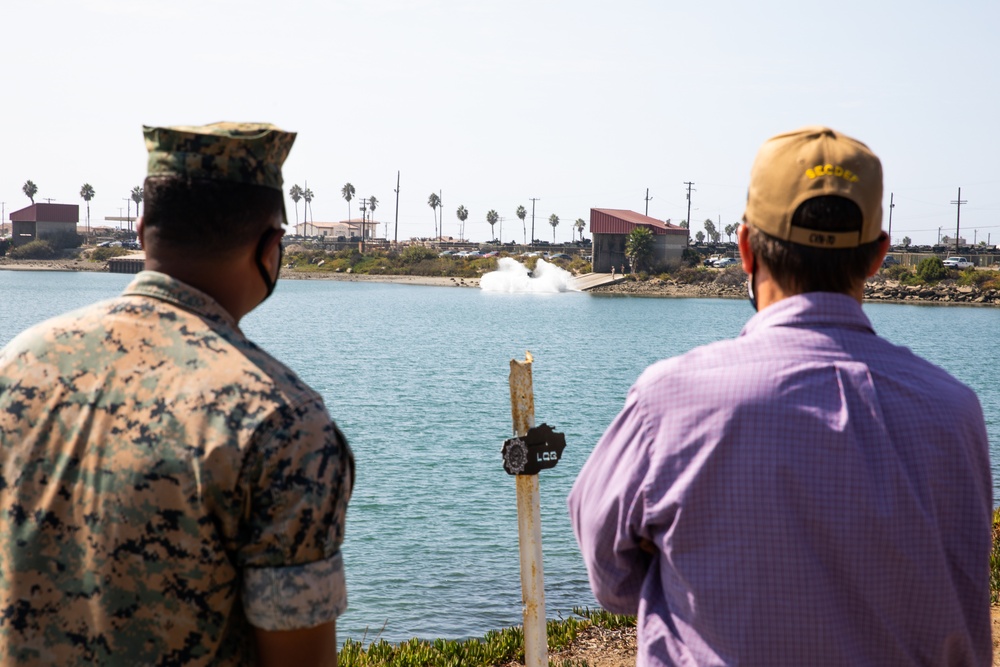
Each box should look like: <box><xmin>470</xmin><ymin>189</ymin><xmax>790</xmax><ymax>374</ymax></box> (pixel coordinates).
<box><xmin>479</xmin><ymin>257</ymin><xmax>579</xmax><ymax>293</ymax></box>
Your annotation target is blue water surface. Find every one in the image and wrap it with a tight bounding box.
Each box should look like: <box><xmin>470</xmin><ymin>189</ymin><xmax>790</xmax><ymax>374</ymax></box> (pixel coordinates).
<box><xmin>1</xmin><ymin>270</ymin><xmax>997</xmax><ymax>644</ymax></box>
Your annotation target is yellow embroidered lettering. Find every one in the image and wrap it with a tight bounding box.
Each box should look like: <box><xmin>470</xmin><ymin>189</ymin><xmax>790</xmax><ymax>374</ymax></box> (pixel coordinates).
<box><xmin>834</xmin><ymin>166</ymin><xmax>844</xmax><ymax>177</ymax></box>
<box><xmin>823</xmin><ymin>164</ymin><xmax>833</xmax><ymax>176</ymax></box>
<box><xmin>806</xmin><ymin>168</ymin><xmax>816</xmax><ymax>179</ymax></box>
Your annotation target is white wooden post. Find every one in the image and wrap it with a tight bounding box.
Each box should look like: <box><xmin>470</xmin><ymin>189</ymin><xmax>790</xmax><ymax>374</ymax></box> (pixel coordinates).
<box><xmin>508</xmin><ymin>352</ymin><xmax>547</xmax><ymax>667</ymax></box>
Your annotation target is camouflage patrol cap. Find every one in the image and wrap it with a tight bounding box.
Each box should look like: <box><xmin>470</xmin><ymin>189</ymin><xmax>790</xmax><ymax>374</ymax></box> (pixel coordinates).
<box><xmin>143</xmin><ymin>122</ymin><xmax>296</xmax><ymax>191</ymax></box>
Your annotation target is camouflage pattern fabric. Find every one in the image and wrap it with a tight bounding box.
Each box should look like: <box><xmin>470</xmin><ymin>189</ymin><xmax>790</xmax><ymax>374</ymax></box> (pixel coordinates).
<box><xmin>144</xmin><ymin>122</ymin><xmax>296</xmax><ymax>191</ymax></box>
<box><xmin>0</xmin><ymin>271</ymin><xmax>353</xmax><ymax>665</ymax></box>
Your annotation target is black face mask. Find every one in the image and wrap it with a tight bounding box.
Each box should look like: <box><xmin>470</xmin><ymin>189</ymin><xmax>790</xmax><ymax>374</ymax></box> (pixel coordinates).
<box><xmin>255</xmin><ymin>229</ymin><xmax>283</xmax><ymax>302</ymax></box>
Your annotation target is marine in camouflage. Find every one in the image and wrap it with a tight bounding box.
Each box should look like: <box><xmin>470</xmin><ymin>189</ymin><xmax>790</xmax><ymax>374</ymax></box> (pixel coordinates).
<box><xmin>143</xmin><ymin>122</ymin><xmax>296</xmax><ymax>191</ymax></box>
<box><xmin>0</xmin><ymin>271</ymin><xmax>354</xmax><ymax>665</ymax></box>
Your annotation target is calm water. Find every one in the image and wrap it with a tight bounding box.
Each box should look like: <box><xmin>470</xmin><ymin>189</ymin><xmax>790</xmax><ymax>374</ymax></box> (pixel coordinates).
<box><xmin>1</xmin><ymin>270</ymin><xmax>998</xmax><ymax>644</ymax></box>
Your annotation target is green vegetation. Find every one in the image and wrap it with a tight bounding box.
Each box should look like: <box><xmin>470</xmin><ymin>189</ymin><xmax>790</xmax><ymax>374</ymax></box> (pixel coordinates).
<box><xmin>915</xmin><ymin>257</ymin><xmax>948</xmax><ymax>283</ymax></box>
<box><xmin>40</xmin><ymin>231</ymin><xmax>83</xmax><ymax>250</ymax></box>
<box><xmin>625</xmin><ymin>227</ymin><xmax>654</xmax><ymax>273</ymax></box>
<box><xmin>90</xmin><ymin>246</ymin><xmax>132</xmax><ymax>262</ymax></box>
<box><xmin>8</xmin><ymin>240</ymin><xmax>56</xmax><ymax>259</ymax></box>
<box><xmin>339</xmin><ymin>607</ymin><xmax>634</xmax><ymax>667</ymax></box>
<box><xmin>284</xmin><ymin>246</ymin><xmax>592</xmax><ymax>279</ymax></box>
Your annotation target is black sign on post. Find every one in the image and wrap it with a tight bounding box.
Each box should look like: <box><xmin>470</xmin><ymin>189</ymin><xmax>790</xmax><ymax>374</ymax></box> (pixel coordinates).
<box><xmin>502</xmin><ymin>423</ymin><xmax>566</xmax><ymax>476</ymax></box>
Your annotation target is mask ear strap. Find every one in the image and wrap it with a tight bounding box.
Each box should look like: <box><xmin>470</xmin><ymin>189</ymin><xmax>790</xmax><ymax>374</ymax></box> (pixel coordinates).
<box><xmin>747</xmin><ymin>256</ymin><xmax>758</xmax><ymax>312</ymax></box>
<box><xmin>255</xmin><ymin>229</ymin><xmax>281</xmax><ymax>300</ymax></box>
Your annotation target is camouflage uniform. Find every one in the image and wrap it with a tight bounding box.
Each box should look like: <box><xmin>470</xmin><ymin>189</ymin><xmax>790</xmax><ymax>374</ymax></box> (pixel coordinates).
<box><xmin>0</xmin><ymin>122</ymin><xmax>353</xmax><ymax>665</ymax></box>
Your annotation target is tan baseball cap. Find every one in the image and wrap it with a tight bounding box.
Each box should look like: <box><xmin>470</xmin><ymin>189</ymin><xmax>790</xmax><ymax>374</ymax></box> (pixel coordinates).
<box><xmin>743</xmin><ymin>126</ymin><xmax>883</xmax><ymax>248</ymax></box>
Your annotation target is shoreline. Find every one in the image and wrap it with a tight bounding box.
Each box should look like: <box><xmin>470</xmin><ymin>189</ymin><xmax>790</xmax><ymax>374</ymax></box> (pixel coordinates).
<box><xmin>3</xmin><ymin>259</ymin><xmax>999</xmax><ymax>306</ymax></box>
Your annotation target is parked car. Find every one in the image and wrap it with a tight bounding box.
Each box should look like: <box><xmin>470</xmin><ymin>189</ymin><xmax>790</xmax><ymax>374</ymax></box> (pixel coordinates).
<box><xmin>546</xmin><ymin>253</ymin><xmax>571</xmax><ymax>260</ymax></box>
<box><xmin>942</xmin><ymin>257</ymin><xmax>973</xmax><ymax>269</ymax></box>
<box><xmin>714</xmin><ymin>257</ymin><xmax>740</xmax><ymax>268</ymax></box>
<box><xmin>881</xmin><ymin>256</ymin><xmax>899</xmax><ymax>268</ymax></box>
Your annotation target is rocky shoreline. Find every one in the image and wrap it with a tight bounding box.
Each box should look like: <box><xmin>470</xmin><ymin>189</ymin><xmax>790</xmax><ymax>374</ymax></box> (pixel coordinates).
<box><xmin>589</xmin><ymin>275</ymin><xmax>1000</xmax><ymax>307</ymax></box>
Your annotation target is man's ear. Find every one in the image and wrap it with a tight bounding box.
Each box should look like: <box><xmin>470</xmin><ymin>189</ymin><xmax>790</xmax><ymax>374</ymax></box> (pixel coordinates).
<box><xmin>737</xmin><ymin>224</ymin><xmax>754</xmax><ymax>275</ymax></box>
<box><xmin>866</xmin><ymin>232</ymin><xmax>891</xmax><ymax>278</ymax></box>
<box><xmin>137</xmin><ymin>218</ymin><xmax>145</xmax><ymax>249</ymax></box>
<box><xmin>260</xmin><ymin>227</ymin><xmax>285</xmax><ymax>271</ymax></box>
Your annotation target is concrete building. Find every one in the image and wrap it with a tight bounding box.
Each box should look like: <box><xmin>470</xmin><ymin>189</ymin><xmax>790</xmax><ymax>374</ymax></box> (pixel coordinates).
<box><xmin>293</xmin><ymin>219</ymin><xmax>378</xmax><ymax>239</ymax></box>
<box><xmin>590</xmin><ymin>208</ymin><xmax>688</xmax><ymax>272</ymax></box>
<box><xmin>9</xmin><ymin>204</ymin><xmax>80</xmax><ymax>246</ymax></box>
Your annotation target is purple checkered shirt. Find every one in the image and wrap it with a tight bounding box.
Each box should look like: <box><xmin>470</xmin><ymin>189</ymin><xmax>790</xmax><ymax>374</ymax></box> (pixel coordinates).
<box><xmin>569</xmin><ymin>293</ymin><xmax>992</xmax><ymax>666</ymax></box>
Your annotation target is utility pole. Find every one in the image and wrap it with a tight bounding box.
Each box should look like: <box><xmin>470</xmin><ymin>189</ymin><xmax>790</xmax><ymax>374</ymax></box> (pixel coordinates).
<box><xmin>529</xmin><ymin>197</ymin><xmax>540</xmax><ymax>245</ymax></box>
<box><xmin>122</xmin><ymin>198</ymin><xmax>131</xmax><ymax>233</ymax></box>
<box><xmin>684</xmin><ymin>182</ymin><xmax>695</xmax><ymax>229</ymax></box>
<box><xmin>887</xmin><ymin>193</ymin><xmax>894</xmax><ymax>247</ymax></box>
<box><xmin>644</xmin><ymin>188</ymin><xmax>652</xmax><ymax>216</ymax></box>
<box><xmin>1</xmin><ymin>202</ymin><xmax>5</xmax><ymax>236</ymax></box>
<box><xmin>393</xmin><ymin>170</ymin><xmax>400</xmax><ymax>245</ymax></box>
<box><xmin>439</xmin><ymin>190</ymin><xmax>443</xmax><ymax>242</ymax></box>
<box><xmin>950</xmin><ymin>187</ymin><xmax>966</xmax><ymax>255</ymax></box>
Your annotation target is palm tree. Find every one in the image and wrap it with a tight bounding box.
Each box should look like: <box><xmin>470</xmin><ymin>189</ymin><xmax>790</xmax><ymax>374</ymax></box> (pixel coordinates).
<box><xmin>456</xmin><ymin>205</ymin><xmax>469</xmax><ymax>241</ymax></box>
<box><xmin>428</xmin><ymin>193</ymin><xmax>441</xmax><ymax>240</ymax></box>
<box><xmin>22</xmin><ymin>180</ymin><xmax>37</xmax><ymax>204</ymax></box>
<box><xmin>516</xmin><ymin>205</ymin><xmax>527</xmax><ymax>244</ymax></box>
<box><xmin>303</xmin><ymin>186</ymin><xmax>314</xmax><ymax>228</ymax></box>
<box><xmin>342</xmin><ymin>183</ymin><xmax>356</xmax><ymax>234</ymax></box>
<box><xmin>574</xmin><ymin>218</ymin><xmax>585</xmax><ymax>241</ymax></box>
<box><xmin>486</xmin><ymin>209</ymin><xmax>499</xmax><ymax>241</ymax></box>
<box><xmin>548</xmin><ymin>214</ymin><xmax>559</xmax><ymax>243</ymax></box>
<box><xmin>724</xmin><ymin>223</ymin><xmax>737</xmax><ymax>243</ymax></box>
<box><xmin>703</xmin><ymin>219</ymin><xmax>718</xmax><ymax>244</ymax></box>
<box><xmin>80</xmin><ymin>183</ymin><xmax>95</xmax><ymax>234</ymax></box>
<box><xmin>289</xmin><ymin>184</ymin><xmax>303</xmax><ymax>227</ymax></box>
<box><xmin>369</xmin><ymin>196</ymin><xmax>378</xmax><ymax>238</ymax></box>
<box><xmin>625</xmin><ymin>226</ymin><xmax>655</xmax><ymax>273</ymax></box>
<box><xmin>131</xmin><ymin>186</ymin><xmax>143</xmax><ymax>232</ymax></box>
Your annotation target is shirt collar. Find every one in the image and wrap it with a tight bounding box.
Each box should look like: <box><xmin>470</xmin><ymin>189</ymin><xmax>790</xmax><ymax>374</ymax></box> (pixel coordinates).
<box><xmin>740</xmin><ymin>292</ymin><xmax>875</xmax><ymax>338</ymax></box>
<box><xmin>121</xmin><ymin>270</ymin><xmax>240</xmax><ymax>330</ymax></box>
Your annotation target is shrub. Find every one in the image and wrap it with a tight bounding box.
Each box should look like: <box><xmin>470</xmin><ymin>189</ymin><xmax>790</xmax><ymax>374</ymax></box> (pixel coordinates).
<box><xmin>883</xmin><ymin>264</ymin><xmax>913</xmax><ymax>281</ymax></box>
<box><xmin>915</xmin><ymin>257</ymin><xmax>948</xmax><ymax>283</ymax></box>
<box><xmin>672</xmin><ymin>266</ymin><xmax>716</xmax><ymax>284</ymax></box>
<box><xmin>90</xmin><ymin>247</ymin><xmax>131</xmax><ymax>261</ymax></box>
<box><xmin>0</xmin><ymin>238</ymin><xmax>10</xmax><ymax>256</ymax></box>
<box><xmin>401</xmin><ymin>246</ymin><xmax>437</xmax><ymax>262</ymax></box>
<box><xmin>9</xmin><ymin>240</ymin><xmax>56</xmax><ymax>259</ymax></box>
<box><xmin>40</xmin><ymin>231</ymin><xmax>83</xmax><ymax>249</ymax></box>
<box><xmin>714</xmin><ymin>265</ymin><xmax>746</xmax><ymax>287</ymax></box>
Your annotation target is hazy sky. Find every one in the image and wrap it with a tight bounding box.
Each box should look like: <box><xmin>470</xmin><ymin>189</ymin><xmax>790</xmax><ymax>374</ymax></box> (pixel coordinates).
<box><xmin>2</xmin><ymin>0</ymin><xmax>997</xmax><ymax>246</ymax></box>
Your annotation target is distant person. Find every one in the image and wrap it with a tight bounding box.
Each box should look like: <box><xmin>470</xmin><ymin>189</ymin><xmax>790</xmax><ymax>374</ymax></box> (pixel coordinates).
<box><xmin>611</xmin><ymin>265</ymin><xmax>616</xmax><ymax>279</ymax></box>
<box><xmin>568</xmin><ymin>126</ymin><xmax>991</xmax><ymax>666</ymax></box>
<box><xmin>0</xmin><ymin>122</ymin><xmax>354</xmax><ymax>666</ymax></box>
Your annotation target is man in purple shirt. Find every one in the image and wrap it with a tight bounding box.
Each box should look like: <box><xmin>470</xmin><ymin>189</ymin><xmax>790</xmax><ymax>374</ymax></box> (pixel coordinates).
<box><xmin>568</xmin><ymin>126</ymin><xmax>992</xmax><ymax>666</ymax></box>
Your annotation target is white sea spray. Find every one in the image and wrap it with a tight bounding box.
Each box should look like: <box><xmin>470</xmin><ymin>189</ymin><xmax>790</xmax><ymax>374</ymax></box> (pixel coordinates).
<box><xmin>479</xmin><ymin>258</ymin><xmax>579</xmax><ymax>293</ymax></box>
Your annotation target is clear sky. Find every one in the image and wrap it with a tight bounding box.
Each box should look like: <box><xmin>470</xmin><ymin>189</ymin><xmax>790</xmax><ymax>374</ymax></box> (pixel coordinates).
<box><xmin>2</xmin><ymin>0</ymin><xmax>997</xmax><ymax>246</ymax></box>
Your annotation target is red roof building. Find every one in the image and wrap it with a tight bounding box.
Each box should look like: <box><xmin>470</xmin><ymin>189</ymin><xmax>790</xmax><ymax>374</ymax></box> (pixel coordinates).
<box><xmin>9</xmin><ymin>204</ymin><xmax>80</xmax><ymax>247</ymax></box>
<box><xmin>589</xmin><ymin>208</ymin><xmax>688</xmax><ymax>273</ymax></box>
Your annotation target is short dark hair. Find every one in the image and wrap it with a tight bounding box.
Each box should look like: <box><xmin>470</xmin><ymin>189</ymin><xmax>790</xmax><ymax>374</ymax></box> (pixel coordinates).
<box><xmin>142</xmin><ymin>176</ymin><xmax>282</xmax><ymax>258</ymax></box>
<box><xmin>749</xmin><ymin>195</ymin><xmax>882</xmax><ymax>295</ymax></box>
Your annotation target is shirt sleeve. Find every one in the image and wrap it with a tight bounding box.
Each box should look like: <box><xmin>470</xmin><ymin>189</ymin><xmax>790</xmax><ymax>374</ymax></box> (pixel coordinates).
<box><xmin>237</xmin><ymin>395</ymin><xmax>355</xmax><ymax>631</ymax></box>
<box><xmin>567</xmin><ymin>384</ymin><xmax>655</xmax><ymax>614</ymax></box>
